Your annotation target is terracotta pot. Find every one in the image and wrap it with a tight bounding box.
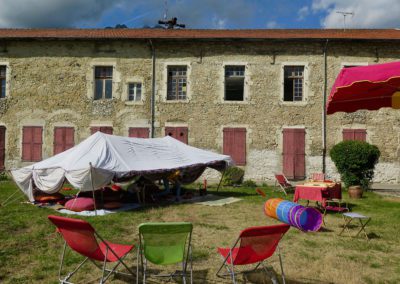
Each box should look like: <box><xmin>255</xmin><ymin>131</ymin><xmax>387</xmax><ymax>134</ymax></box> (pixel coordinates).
<box><xmin>348</xmin><ymin>185</ymin><xmax>363</xmax><ymax>199</ymax></box>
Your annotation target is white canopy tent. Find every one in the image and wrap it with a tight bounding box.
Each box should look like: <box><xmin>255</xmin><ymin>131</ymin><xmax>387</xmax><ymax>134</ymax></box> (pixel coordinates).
<box><xmin>10</xmin><ymin>132</ymin><xmax>233</xmax><ymax>202</ymax></box>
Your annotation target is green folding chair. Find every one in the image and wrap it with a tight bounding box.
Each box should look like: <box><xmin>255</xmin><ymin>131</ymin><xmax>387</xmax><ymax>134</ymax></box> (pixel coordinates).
<box><xmin>138</xmin><ymin>222</ymin><xmax>193</xmax><ymax>284</ymax></box>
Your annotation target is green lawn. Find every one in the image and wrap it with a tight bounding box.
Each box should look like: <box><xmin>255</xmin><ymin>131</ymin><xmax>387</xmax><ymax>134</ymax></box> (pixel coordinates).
<box><xmin>0</xmin><ymin>180</ymin><xmax>399</xmax><ymax>283</ymax></box>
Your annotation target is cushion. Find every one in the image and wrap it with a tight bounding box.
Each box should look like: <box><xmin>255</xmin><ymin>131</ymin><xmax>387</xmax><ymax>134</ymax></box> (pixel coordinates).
<box><xmin>103</xmin><ymin>201</ymin><xmax>123</xmax><ymax>210</ymax></box>
<box><xmin>34</xmin><ymin>192</ymin><xmax>65</xmax><ymax>203</ymax></box>
<box><xmin>65</xmin><ymin>197</ymin><xmax>95</xmax><ymax>212</ymax></box>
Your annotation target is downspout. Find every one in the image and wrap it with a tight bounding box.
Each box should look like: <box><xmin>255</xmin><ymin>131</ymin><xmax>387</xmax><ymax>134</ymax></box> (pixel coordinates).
<box><xmin>322</xmin><ymin>39</ymin><xmax>329</xmax><ymax>174</ymax></box>
<box><xmin>149</xmin><ymin>40</ymin><xmax>156</xmax><ymax>138</ymax></box>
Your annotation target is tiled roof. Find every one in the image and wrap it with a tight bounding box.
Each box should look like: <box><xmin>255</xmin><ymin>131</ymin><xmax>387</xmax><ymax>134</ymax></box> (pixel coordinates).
<box><xmin>0</xmin><ymin>29</ymin><xmax>400</xmax><ymax>40</ymax></box>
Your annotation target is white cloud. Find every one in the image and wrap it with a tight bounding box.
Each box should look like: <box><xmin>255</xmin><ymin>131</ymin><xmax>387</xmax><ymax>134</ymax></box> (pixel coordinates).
<box><xmin>297</xmin><ymin>6</ymin><xmax>310</xmax><ymax>21</ymax></box>
<box><xmin>312</xmin><ymin>0</ymin><xmax>400</xmax><ymax>28</ymax></box>
<box><xmin>266</xmin><ymin>21</ymin><xmax>279</xmax><ymax>29</ymax></box>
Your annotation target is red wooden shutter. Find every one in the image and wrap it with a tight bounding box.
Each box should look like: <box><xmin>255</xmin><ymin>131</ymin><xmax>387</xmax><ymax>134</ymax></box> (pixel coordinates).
<box><xmin>91</xmin><ymin>126</ymin><xmax>113</xmax><ymax>135</ymax></box>
<box><xmin>343</xmin><ymin>129</ymin><xmax>366</xmax><ymax>141</ymax></box>
<box><xmin>22</xmin><ymin>126</ymin><xmax>42</xmax><ymax>161</ymax></box>
<box><xmin>0</xmin><ymin>126</ymin><xmax>5</xmax><ymax>170</ymax></box>
<box><xmin>223</xmin><ymin>128</ymin><xmax>246</xmax><ymax>166</ymax></box>
<box><xmin>129</xmin><ymin>127</ymin><xmax>150</xmax><ymax>138</ymax></box>
<box><xmin>283</xmin><ymin>128</ymin><xmax>305</xmax><ymax>180</ymax></box>
<box><xmin>165</xmin><ymin>127</ymin><xmax>188</xmax><ymax>144</ymax></box>
<box><xmin>54</xmin><ymin>127</ymin><xmax>75</xmax><ymax>155</ymax></box>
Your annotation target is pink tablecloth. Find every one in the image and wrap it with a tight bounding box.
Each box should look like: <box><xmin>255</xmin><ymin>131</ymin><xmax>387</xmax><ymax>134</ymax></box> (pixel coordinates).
<box><xmin>293</xmin><ymin>185</ymin><xmax>329</xmax><ymax>206</ymax></box>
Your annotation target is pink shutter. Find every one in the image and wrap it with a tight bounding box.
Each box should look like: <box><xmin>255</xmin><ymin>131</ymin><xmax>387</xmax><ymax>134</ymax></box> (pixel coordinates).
<box><xmin>343</xmin><ymin>129</ymin><xmax>355</xmax><ymax>141</ymax></box>
<box><xmin>0</xmin><ymin>126</ymin><xmax>5</xmax><ymax>170</ymax></box>
<box><xmin>22</xmin><ymin>127</ymin><xmax>33</xmax><ymax>161</ymax></box>
<box><xmin>65</xmin><ymin>127</ymin><xmax>75</xmax><ymax>150</ymax></box>
<box><xmin>32</xmin><ymin>127</ymin><xmax>42</xmax><ymax>161</ymax></box>
<box><xmin>53</xmin><ymin>128</ymin><xmax>64</xmax><ymax>155</ymax></box>
<box><xmin>129</xmin><ymin>127</ymin><xmax>150</xmax><ymax>138</ymax></box>
<box><xmin>283</xmin><ymin>128</ymin><xmax>305</xmax><ymax>180</ymax></box>
<box><xmin>100</xmin><ymin>127</ymin><xmax>113</xmax><ymax>135</ymax></box>
<box><xmin>223</xmin><ymin>128</ymin><xmax>246</xmax><ymax>166</ymax></box>
<box><xmin>354</xmin><ymin>129</ymin><xmax>367</xmax><ymax>141</ymax></box>
<box><xmin>91</xmin><ymin>127</ymin><xmax>100</xmax><ymax>134</ymax></box>
<box><xmin>165</xmin><ymin>127</ymin><xmax>188</xmax><ymax>144</ymax></box>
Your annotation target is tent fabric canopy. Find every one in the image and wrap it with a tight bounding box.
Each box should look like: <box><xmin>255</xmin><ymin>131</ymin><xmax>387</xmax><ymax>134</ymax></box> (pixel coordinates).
<box><xmin>326</xmin><ymin>61</ymin><xmax>400</xmax><ymax>115</ymax></box>
<box><xmin>11</xmin><ymin>132</ymin><xmax>233</xmax><ymax>201</ymax></box>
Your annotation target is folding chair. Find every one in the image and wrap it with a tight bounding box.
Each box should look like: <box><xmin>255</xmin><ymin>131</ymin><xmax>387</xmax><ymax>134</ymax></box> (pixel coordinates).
<box><xmin>274</xmin><ymin>174</ymin><xmax>294</xmax><ymax>195</ymax></box>
<box><xmin>48</xmin><ymin>215</ymin><xmax>136</xmax><ymax>284</ymax></box>
<box><xmin>138</xmin><ymin>222</ymin><xmax>193</xmax><ymax>284</ymax></box>
<box><xmin>322</xmin><ymin>182</ymin><xmax>349</xmax><ymax>219</ymax></box>
<box><xmin>216</xmin><ymin>224</ymin><xmax>290</xmax><ymax>284</ymax></box>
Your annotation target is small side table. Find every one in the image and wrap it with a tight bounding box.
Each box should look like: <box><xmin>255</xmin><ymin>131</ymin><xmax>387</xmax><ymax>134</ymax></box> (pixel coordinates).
<box><xmin>339</xmin><ymin>212</ymin><xmax>371</xmax><ymax>240</ymax></box>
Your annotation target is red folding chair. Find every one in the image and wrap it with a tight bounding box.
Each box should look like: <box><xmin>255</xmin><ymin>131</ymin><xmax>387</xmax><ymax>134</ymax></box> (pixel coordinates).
<box><xmin>216</xmin><ymin>224</ymin><xmax>290</xmax><ymax>284</ymax></box>
<box><xmin>274</xmin><ymin>174</ymin><xmax>294</xmax><ymax>195</ymax></box>
<box><xmin>48</xmin><ymin>215</ymin><xmax>136</xmax><ymax>284</ymax></box>
<box><xmin>322</xmin><ymin>182</ymin><xmax>349</xmax><ymax>217</ymax></box>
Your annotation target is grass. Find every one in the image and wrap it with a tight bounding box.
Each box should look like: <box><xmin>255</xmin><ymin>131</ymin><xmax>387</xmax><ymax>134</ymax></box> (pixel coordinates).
<box><xmin>0</xmin><ymin>180</ymin><xmax>400</xmax><ymax>283</ymax></box>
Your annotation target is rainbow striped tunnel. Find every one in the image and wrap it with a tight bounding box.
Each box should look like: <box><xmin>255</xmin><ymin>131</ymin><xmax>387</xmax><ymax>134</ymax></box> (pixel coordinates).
<box><xmin>264</xmin><ymin>198</ymin><xmax>323</xmax><ymax>232</ymax></box>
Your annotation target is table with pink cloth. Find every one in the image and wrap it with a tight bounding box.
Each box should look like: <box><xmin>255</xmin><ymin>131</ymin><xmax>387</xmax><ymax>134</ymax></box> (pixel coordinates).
<box><xmin>293</xmin><ymin>182</ymin><xmax>342</xmax><ymax>206</ymax></box>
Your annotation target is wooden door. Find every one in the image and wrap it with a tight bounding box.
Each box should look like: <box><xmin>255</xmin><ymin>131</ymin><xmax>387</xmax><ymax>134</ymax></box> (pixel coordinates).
<box><xmin>343</xmin><ymin>129</ymin><xmax>366</xmax><ymax>141</ymax></box>
<box><xmin>54</xmin><ymin>127</ymin><xmax>75</xmax><ymax>155</ymax></box>
<box><xmin>91</xmin><ymin>126</ymin><xmax>113</xmax><ymax>135</ymax></box>
<box><xmin>129</xmin><ymin>127</ymin><xmax>150</xmax><ymax>138</ymax></box>
<box><xmin>283</xmin><ymin>128</ymin><xmax>305</xmax><ymax>179</ymax></box>
<box><xmin>223</xmin><ymin>128</ymin><xmax>246</xmax><ymax>165</ymax></box>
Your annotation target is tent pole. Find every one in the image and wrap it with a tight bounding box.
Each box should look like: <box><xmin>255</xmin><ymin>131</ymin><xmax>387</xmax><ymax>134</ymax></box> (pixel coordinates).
<box><xmin>89</xmin><ymin>163</ymin><xmax>98</xmax><ymax>216</ymax></box>
<box><xmin>216</xmin><ymin>169</ymin><xmax>225</xmax><ymax>192</ymax></box>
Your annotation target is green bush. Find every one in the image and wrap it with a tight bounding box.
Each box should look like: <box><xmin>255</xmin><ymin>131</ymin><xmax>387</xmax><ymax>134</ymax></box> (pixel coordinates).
<box><xmin>330</xmin><ymin>140</ymin><xmax>380</xmax><ymax>190</ymax></box>
<box><xmin>242</xmin><ymin>179</ymin><xmax>257</xmax><ymax>187</ymax></box>
<box><xmin>222</xmin><ymin>167</ymin><xmax>244</xmax><ymax>186</ymax></box>
<box><xmin>0</xmin><ymin>171</ymin><xmax>9</xmax><ymax>181</ymax></box>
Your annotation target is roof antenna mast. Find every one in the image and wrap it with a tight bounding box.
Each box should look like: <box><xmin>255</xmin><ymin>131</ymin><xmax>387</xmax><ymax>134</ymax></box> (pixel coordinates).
<box><xmin>158</xmin><ymin>0</ymin><xmax>186</xmax><ymax>29</ymax></box>
<box><xmin>336</xmin><ymin>11</ymin><xmax>354</xmax><ymax>31</ymax></box>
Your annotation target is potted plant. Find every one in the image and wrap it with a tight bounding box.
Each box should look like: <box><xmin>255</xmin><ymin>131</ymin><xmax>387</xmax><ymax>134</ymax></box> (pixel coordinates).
<box><xmin>330</xmin><ymin>140</ymin><xmax>380</xmax><ymax>198</ymax></box>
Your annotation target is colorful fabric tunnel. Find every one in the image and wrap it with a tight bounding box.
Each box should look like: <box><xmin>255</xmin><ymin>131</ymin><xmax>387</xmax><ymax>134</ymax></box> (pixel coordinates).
<box><xmin>264</xmin><ymin>198</ymin><xmax>323</xmax><ymax>232</ymax></box>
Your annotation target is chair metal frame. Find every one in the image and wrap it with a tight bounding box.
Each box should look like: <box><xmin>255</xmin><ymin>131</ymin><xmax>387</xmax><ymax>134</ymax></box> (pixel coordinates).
<box><xmin>274</xmin><ymin>173</ymin><xmax>294</xmax><ymax>195</ymax></box>
<box><xmin>137</xmin><ymin>222</ymin><xmax>193</xmax><ymax>284</ymax></box>
<box><xmin>216</xmin><ymin>224</ymin><xmax>289</xmax><ymax>284</ymax></box>
<box><xmin>48</xmin><ymin>215</ymin><xmax>137</xmax><ymax>284</ymax></box>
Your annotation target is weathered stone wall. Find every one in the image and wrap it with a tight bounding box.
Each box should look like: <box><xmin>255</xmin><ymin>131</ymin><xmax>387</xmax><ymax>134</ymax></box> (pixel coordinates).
<box><xmin>0</xmin><ymin>39</ymin><xmax>399</xmax><ymax>183</ymax></box>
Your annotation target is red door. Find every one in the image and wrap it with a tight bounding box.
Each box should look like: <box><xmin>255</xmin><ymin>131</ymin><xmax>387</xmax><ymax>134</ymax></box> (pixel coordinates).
<box><xmin>54</xmin><ymin>127</ymin><xmax>75</xmax><ymax>155</ymax></box>
<box><xmin>22</xmin><ymin>126</ymin><xmax>43</xmax><ymax>162</ymax></box>
<box><xmin>343</xmin><ymin>129</ymin><xmax>366</xmax><ymax>141</ymax></box>
<box><xmin>0</xmin><ymin>126</ymin><xmax>5</xmax><ymax>170</ymax></box>
<box><xmin>283</xmin><ymin>128</ymin><xmax>305</xmax><ymax>180</ymax></box>
<box><xmin>165</xmin><ymin>127</ymin><xmax>188</xmax><ymax>144</ymax></box>
<box><xmin>129</xmin><ymin>127</ymin><xmax>150</xmax><ymax>138</ymax></box>
<box><xmin>223</xmin><ymin>128</ymin><xmax>246</xmax><ymax>166</ymax></box>
<box><xmin>91</xmin><ymin>126</ymin><xmax>113</xmax><ymax>135</ymax></box>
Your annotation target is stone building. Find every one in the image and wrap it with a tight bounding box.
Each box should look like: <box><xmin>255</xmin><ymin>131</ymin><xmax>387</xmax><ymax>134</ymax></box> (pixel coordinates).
<box><xmin>0</xmin><ymin>29</ymin><xmax>400</xmax><ymax>183</ymax></box>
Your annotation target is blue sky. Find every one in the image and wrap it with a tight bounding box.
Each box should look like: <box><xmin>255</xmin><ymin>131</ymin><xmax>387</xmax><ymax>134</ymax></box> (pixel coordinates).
<box><xmin>0</xmin><ymin>0</ymin><xmax>399</xmax><ymax>29</ymax></box>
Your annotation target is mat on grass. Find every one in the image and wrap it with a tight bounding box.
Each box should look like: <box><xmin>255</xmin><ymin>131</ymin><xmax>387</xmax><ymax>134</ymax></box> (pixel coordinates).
<box><xmin>57</xmin><ymin>203</ymin><xmax>141</xmax><ymax>216</ymax></box>
<box><xmin>194</xmin><ymin>196</ymin><xmax>242</xmax><ymax>206</ymax></box>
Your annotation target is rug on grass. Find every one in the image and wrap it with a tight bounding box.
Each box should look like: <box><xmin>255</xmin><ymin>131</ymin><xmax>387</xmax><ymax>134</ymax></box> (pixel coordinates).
<box><xmin>194</xmin><ymin>196</ymin><xmax>241</xmax><ymax>206</ymax></box>
<box><xmin>57</xmin><ymin>203</ymin><xmax>141</xmax><ymax>216</ymax></box>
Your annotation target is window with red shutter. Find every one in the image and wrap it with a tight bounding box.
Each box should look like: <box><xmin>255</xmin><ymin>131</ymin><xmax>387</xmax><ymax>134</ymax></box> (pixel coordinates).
<box><xmin>165</xmin><ymin>127</ymin><xmax>188</xmax><ymax>144</ymax></box>
<box><xmin>282</xmin><ymin>128</ymin><xmax>305</xmax><ymax>180</ymax></box>
<box><xmin>91</xmin><ymin>126</ymin><xmax>113</xmax><ymax>135</ymax></box>
<box><xmin>129</xmin><ymin>127</ymin><xmax>150</xmax><ymax>138</ymax></box>
<box><xmin>54</xmin><ymin>127</ymin><xmax>75</xmax><ymax>155</ymax></box>
<box><xmin>0</xmin><ymin>126</ymin><xmax>5</xmax><ymax>170</ymax></box>
<box><xmin>22</xmin><ymin>126</ymin><xmax>42</xmax><ymax>162</ymax></box>
<box><xmin>223</xmin><ymin>128</ymin><xmax>246</xmax><ymax>166</ymax></box>
<box><xmin>342</xmin><ymin>129</ymin><xmax>366</xmax><ymax>141</ymax></box>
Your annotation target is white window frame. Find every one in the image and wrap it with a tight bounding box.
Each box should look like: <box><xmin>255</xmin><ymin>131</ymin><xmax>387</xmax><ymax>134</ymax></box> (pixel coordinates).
<box><xmin>220</xmin><ymin>62</ymin><xmax>250</xmax><ymax>104</ymax></box>
<box><xmin>280</xmin><ymin>62</ymin><xmax>309</xmax><ymax>106</ymax></box>
<box><xmin>0</xmin><ymin>62</ymin><xmax>10</xmax><ymax>99</ymax></box>
<box><xmin>87</xmin><ymin>61</ymin><xmax>119</xmax><ymax>100</ymax></box>
<box><xmin>161</xmin><ymin>62</ymin><xmax>191</xmax><ymax>103</ymax></box>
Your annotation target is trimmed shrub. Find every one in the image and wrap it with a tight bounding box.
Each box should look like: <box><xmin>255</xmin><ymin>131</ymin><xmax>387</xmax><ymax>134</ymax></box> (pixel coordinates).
<box><xmin>330</xmin><ymin>140</ymin><xmax>380</xmax><ymax>190</ymax></box>
<box><xmin>242</xmin><ymin>179</ymin><xmax>257</xmax><ymax>187</ymax></box>
<box><xmin>222</xmin><ymin>167</ymin><xmax>244</xmax><ymax>186</ymax></box>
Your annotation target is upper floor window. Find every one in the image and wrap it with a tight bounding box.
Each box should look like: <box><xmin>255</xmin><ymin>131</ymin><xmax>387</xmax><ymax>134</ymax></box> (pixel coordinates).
<box><xmin>225</xmin><ymin>66</ymin><xmax>245</xmax><ymax>101</ymax></box>
<box><xmin>94</xmin><ymin>66</ymin><xmax>113</xmax><ymax>100</ymax></box>
<box><xmin>284</xmin><ymin>66</ymin><xmax>304</xmax><ymax>102</ymax></box>
<box><xmin>128</xmin><ymin>82</ymin><xmax>142</xmax><ymax>102</ymax></box>
<box><xmin>0</xmin><ymin>66</ymin><xmax>6</xmax><ymax>99</ymax></box>
<box><xmin>167</xmin><ymin>66</ymin><xmax>187</xmax><ymax>100</ymax></box>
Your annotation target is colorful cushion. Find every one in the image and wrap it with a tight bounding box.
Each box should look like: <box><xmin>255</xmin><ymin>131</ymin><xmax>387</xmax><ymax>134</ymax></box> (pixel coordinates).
<box><xmin>34</xmin><ymin>192</ymin><xmax>65</xmax><ymax>203</ymax></box>
<box><xmin>65</xmin><ymin>197</ymin><xmax>95</xmax><ymax>212</ymax></box>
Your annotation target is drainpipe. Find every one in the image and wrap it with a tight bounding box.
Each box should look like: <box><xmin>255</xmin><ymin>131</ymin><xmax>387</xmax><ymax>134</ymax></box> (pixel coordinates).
<box><xmin>149</xmin><ymin>40</ymin><xmax>156</xmax><ymax>138</ymax></box>
<box><xmin>322</xmin><ymin>39</ymin><xmax>329</xmax><ymax>174</ymax></box>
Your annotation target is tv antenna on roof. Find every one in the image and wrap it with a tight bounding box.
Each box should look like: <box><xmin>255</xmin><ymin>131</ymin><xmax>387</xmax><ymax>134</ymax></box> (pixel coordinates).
<box><xmin>158</xmin><ymin>0</ymin><xmax>185</xmax><ymax>29</ymax></box>
<box><xmin>336</xmin><ymin>11</ymin><xmax>354</xmax><ymax>31</ymax></box>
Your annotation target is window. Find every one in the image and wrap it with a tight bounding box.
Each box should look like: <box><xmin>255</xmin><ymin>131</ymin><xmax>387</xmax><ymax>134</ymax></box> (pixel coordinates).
<box><xmin>167</xmin><ymin>66</ymin><xmax>187</xmax><ymax>100</ymax></box>
<box><xmin>22</xmin><ymin>126</ymin><xmax>42</xmax><ymax>162</ymax></box>
<box><xmin>223</xmin><ymin>128</ymin><xmax>246</xmax><ymax>165</ymax></box>
<box><xmin>129</xmin><ymin>127</ymin><xmax>149</xmax><ymax>138</ymax></box>
<box><xmin>94</xmin><ymin>66</ymin><xmax>113</xmax><ymax>100</ymax></box>
<box><xmin>225</xmin><ymin>66</ymin><xmax>245</xmax><ymax>101</ymax></box>
<box><xmin>54</xmin><ymin>127</ymin><xmax>75</xmax><ymax>155</ymax></box>
<box><xmin>90</xmin><ymin>126</ymin><xmax>113</xmax><ymax>135</ymax></box>
<box><xmin>343</xmin><ymin>129</ymin><xmax>366</xmax><ymax>141</ymax></box>
<box><xmin>128</xmin><ymin>83</ymin><xmax>142</xmax><ymax>102</ymax></box>
<box><xmin>0</xmin><ymin>66</ymin><xmax>6</xmax><ymax>99</ymax></box>
<box><xmin>284</xmin><ymin>66</ymin><xmax>304</xmax><ymax>102</ymax></box>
